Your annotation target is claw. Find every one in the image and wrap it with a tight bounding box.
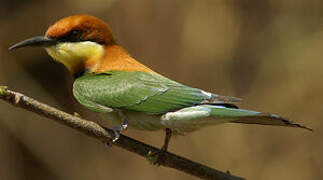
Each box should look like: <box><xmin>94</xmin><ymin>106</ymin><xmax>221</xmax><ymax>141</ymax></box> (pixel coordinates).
<box><xmin>147</xmin><ymin>150</ymin><xmax>167</xmax><ymax>166</ymax></box>
<box><xmin>97</xmin><ymin>123</ymin><xmax>114</xmax><ymax>147</ymax></box>
<box><xmin>111</xmin><ymin>118</ymin><xmax>128</xmax><ymax>142</ymax></box>
<box><xmin>147</xmin><ymin>151</ymin><xmax>160</xmax><ymax>165</ymax></box>
<box><xmin>146</xmin><ymin>128</ymin><xmax>172</xmax><ymax>166</ymax></box>
<box><xmin>98</xmin><ymin>111</ymin><xmax>129</xmax><ymax>145</ymax></box>
<box><xmin>113</xmin><ymin>119</ymin><xmax>128</xmax><ymax>131</ymax></box>
<box><xmin>111</xmin><ymin>130</ymin><xmax>120</xmax><ymax>142</ymax></box>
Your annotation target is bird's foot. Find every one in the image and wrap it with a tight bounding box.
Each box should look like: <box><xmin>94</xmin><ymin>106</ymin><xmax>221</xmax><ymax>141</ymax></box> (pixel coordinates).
<box><xmin>98</xmin><ymin>119</ymin><xmax>128</xmax><ymax>148</ymax></box>
<box><xmin>110</xmin><ymin>119</ymin><xmax>128</xmax><ymax>142</ymax></box>
<box><xmin>146</xmin><ymin>128</ymin><xmax>172</xmax><ymax>166</ymax></box>
<box><xmin>146</xmin><ymin>148</ymin><xmax>167</xmax><ymax>166</ymax></box>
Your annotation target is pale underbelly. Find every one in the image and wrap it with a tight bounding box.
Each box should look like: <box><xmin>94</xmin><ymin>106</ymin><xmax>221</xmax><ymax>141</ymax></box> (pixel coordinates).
<box><xmin>99</xmin><ymin>109</ymin><xmax>232</xmax><ymax>134</ymax></box>
<box><xmin>100</xmin><ymin>110</ymin><xmax>166</xmax><ymax>131</ymax></box>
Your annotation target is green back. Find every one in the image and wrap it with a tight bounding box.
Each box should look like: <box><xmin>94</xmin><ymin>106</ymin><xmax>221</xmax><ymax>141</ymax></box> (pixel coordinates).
<box><xmin>73</xmin><ymin>71</ymin><xmax>238</xmax><ymax>115</ymax></box>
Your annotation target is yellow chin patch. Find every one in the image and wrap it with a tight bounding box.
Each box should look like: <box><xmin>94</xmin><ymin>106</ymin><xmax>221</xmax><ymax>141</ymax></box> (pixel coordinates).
<box><xmin>46</xmin><ymin>41</ymin><xmax>104</xmax><ymax>72</ymax></box>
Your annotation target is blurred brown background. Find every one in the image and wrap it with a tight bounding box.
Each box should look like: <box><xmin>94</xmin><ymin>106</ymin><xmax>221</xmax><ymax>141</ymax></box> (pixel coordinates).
<box><xmin>0</xmin><ymin>0</ymin><xmax>322</xmax><ymax>179</ymax></box>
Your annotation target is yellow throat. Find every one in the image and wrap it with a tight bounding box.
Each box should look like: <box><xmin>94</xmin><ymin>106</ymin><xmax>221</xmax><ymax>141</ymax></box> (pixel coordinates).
<box><xmin>45</xmin><ymin>41</ymin><xmax>104</xmax><ymax>73</ymax></box>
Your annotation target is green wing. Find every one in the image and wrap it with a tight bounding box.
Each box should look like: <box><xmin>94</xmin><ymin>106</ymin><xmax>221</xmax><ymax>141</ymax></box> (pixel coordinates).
<box><xmin>73</xmin><ymin>70</ymin><xmax>240</xmax><ymax>115</ymax></box>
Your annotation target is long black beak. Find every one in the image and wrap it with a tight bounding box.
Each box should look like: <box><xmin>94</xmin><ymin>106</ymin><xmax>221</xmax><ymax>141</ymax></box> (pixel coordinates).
<box><xmin>9</xmin><ymin>36</ymin><xmax>57</xmax><ymax>51</ymax></box>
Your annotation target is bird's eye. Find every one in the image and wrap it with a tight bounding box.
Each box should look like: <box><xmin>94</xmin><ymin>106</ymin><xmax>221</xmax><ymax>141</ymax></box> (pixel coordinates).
<box><xmin>72</xmin><ymin>30</ymin><xmax>81</xmax><ymax>38</ymax></box>
<box><xmin>67</xmin><ymin>30</ymin><xmax>82</xmax><ymax>41</ymax></box>
<box><xmin>72</xmin><ymin>30</ymin><xmax>80</xmax><ymax>36</ymax></box>
<box><xmin>58</xmin><ymin>30</ymin><xmax>83</xmax><ymax>42</ymax></box>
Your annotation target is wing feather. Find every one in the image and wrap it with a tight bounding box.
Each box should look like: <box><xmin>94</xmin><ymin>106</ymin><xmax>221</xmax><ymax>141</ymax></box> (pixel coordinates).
<box><xmin>73</xmin><ymin>71</ymin><xmax>240</xmax><ymax>114</ymax></box>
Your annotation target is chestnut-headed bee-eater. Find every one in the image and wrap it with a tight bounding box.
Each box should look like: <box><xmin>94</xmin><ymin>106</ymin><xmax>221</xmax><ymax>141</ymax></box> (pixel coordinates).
<box><xmin>9</xmin><ymin>15</ymin><xmax>311</xmax><ymax>155</ymax></box>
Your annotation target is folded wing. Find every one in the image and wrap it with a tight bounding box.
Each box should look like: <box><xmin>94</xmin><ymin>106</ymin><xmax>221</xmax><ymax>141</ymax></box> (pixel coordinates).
<box><xmin>73</xmin><ymin>70</ymin><xmax>239</xmax><ymax>114</ymax></box>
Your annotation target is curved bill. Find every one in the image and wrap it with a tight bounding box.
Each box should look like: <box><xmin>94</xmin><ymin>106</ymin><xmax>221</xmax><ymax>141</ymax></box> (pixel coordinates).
<box><xmin>9</xmin><ymin>36</ymin><xmax>57</xmax><ymax>51</ymax></box>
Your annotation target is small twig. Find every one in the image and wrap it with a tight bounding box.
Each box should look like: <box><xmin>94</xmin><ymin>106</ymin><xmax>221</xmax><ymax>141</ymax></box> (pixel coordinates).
<box><xmin>0</xmin><ymin>86</ymin><xmax>245</xmax><ymax>180</ymax></box>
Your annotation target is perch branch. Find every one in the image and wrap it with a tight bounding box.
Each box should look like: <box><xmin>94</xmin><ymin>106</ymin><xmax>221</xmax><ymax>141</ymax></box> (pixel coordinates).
<box><xmin>0</xmin><ymin>86</ymin><xmax>244</xmax><ymax>180</ymax></box>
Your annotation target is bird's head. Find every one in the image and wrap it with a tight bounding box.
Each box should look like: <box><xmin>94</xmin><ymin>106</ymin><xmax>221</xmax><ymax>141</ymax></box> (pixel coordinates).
<box><xmin>9</xmin><ymin>15</ymin><xmax>116</xmax><ymax>74</ymax></box>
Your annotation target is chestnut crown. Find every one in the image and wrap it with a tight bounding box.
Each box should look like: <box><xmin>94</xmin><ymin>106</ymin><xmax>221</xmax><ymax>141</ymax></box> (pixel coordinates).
<box><xmin>45</xmin><ymin>15</ymin><xmax>116</xmax><ymax>45</ymax></box>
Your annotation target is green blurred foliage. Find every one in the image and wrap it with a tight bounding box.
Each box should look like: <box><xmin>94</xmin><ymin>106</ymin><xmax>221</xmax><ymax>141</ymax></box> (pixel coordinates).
<box><xmin>0</xmin><ymin>0</ymin><xmax>322</xmax><ymax>179</ymax></box>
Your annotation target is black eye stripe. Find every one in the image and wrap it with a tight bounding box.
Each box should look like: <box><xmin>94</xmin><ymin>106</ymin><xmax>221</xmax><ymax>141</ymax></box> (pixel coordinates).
<box><xmin>52</xmin><ymin>30</ymin><xmax>105</xmax><ymax>44</ymax></box>
<box><xmin>57</xmin><ymin>30</ymin><xmax>82</xmax><ymax>42</ymax></box>
<box><xmin>72</xmin><ymin>30</ymin><xmax>79</xmax><ymax>35</ymax></box>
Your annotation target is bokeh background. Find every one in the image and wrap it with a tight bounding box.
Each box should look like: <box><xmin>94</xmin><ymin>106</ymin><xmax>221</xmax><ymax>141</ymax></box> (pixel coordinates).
<box><xmin>0</xmin><ymin>0</ymin><xmax>322</xmax><ymax>179</ymax></box>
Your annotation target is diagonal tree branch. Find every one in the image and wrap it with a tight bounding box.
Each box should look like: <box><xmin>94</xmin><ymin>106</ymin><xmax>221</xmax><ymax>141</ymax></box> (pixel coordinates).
<box><xmin>0</xmin><ymin>86</ymin><xmax>244</xmax><ymax>180</ymax></box>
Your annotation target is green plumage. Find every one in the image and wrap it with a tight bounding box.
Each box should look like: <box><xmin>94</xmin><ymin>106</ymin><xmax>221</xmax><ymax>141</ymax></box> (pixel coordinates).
<box><xmin>73</xmin><ymin>71</ymin><xmax>236</xmax><ymax>114</ymax></box>
<box><xmin>73</xmin><ymin>70</ymin><xmax>311</xmax><ymax>132</ymax></box>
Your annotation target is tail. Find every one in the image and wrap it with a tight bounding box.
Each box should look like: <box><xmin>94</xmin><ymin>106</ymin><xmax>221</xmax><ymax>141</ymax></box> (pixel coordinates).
<box><xmin>161</xmin><ymin>105</ymin><xmax>312</xmax><ymax>132</ymax></box>
<box><xmin>210</xmin><ymin>105</ymin><xmax>312</xmax><ymax>131</ymax></box>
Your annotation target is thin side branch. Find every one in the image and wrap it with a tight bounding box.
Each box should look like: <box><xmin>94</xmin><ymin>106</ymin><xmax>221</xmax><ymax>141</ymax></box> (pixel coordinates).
<box><xmin>0</xmin><ymin>86</ymin><xmax>244</xmax><ymax>180</ymax></box>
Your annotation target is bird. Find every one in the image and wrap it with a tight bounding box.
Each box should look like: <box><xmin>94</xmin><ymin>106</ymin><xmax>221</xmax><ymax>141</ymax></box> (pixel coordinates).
<box><xmin>9</xmin><ymin>15</ymin><xmax>311</xmax><ymax>162</ymax></box>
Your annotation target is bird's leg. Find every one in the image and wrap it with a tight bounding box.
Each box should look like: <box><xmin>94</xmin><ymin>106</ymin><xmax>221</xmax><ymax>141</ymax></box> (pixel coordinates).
<box><xmin>147</xmin><ymin>128</ymin><xmax>172</xmax><ymax>165</ymax></box>
<box><xmin>110</xmin><ymin>111</ymin><xmax>128</xmax><ymax>142</ymax></box>
<box><xmin>100</xmin><ymin>111</ymin><xmax>128</xmax><ymax>147</ymax></box>
<box><xmin>161</xmin><ymin>128</ymin><xmax>172</xmax><ymax>152</ymax></box>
